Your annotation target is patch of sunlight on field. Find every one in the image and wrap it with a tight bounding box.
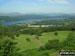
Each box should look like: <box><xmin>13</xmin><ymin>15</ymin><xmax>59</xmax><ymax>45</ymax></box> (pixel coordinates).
<box><xmin>14</xmin><ymin>31</ymin><xmax>72</xmax><ymax>51</ymax></box>
<box><xmin>39</xmin><ymin>31</ymin><xmax>72</xmax><ymax>45</ymax></box>
<box><xmin>15</xmin><ymin>35</ymin><xmax>39</xmax><ymax>51</ymax></box>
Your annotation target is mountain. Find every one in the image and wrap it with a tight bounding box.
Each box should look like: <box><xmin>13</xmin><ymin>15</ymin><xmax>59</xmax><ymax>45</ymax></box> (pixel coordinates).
<box><xmin>0</xmin><ymin>13</ymin><xmax>75</xmax><ymax>17</ymax></box>
<box><xmin>0</xmin><ymin>12</ymin><xmax>23</xmax><ymax>16</ymax></box>
<box><xmin>0</xmin><ymin>13</ymin><xmax>75</xmax><ymax>22</ymax></box>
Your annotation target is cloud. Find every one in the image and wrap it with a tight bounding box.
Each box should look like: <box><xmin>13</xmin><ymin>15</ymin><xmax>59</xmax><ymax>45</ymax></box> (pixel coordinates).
<box><xmin>40</xmin><ymin>0</ymin><xmax>69</xmax><ymax>4</ymax></box>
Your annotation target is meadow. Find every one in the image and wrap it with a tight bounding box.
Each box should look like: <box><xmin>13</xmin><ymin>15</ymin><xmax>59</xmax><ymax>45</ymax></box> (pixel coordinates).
<box><xmin>15</xmin><ymin>31</ymin><xmax>72</xmax><ymax>51</ymax></box>
<box><xmin>14</xmin><ymin>31</ymin><xmax>75</xmax><ymax>56</ymax></box>
<box><xmin>0</xmin><ymin>24</ymin><xmax>75</xmax><ymax>56</ymax></box>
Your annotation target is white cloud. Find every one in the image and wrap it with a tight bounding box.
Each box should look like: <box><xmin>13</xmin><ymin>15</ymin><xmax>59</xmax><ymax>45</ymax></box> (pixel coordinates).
<box><xmin>40</xmin><ymin>0</ymin><xmax>69</xmax><ymax>4</ymax></box>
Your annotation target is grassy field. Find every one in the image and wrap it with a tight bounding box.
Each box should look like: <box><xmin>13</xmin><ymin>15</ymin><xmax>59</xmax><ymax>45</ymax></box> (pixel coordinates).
<box><xmin>15</xmin><ymin>35</ymin><xmax>39</xmax><ymax>51</ymax></box>
<box><xmin>15</xmin><ymin>31</ymin><xmax>72</xmax><ymax>52</ymax></box>
<box><xmin>39</xmin><ymin>31</ymin><xmax>71</xmax><ymax>45</ymax></box>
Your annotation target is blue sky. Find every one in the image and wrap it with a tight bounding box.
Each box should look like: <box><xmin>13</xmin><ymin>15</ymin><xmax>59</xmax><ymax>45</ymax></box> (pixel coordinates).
<box><xmin>0</xmin><ymin>0</ymin><xmax>75</xmax><ymax>14</ymax></box>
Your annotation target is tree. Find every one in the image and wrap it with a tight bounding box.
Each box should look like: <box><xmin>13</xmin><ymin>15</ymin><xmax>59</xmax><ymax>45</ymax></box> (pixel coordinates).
<box><xmin>39</xmin><ymin>46</ymin><xmax>45</xmax><ymax>51</ymax></box>
<box><xmin>36</xmin><ymin>30</ymin><xmax>42</xmax><ymax>36</ymax></box>
<box><xmin>0</xmin><ymin>38</ymin><xmax>18</xmax><ymax>56</ymax></box>
<box><xmin>16</xmin><ymin>33</ymin><xmax>20</xmax><ymax>37</ymax></box>
<box><xmin>54</xmin><ymin>32</ymin><xmax>58</xmax><ymax>36</ymax></box>
<box><xmin>0</xmin><ymin>25</ymin><xmax>21</xmax><ymax>56</ymax></box>
<box><xmin>71</xmin><ymin>28</ymin><xmax>75</xmax><ymax>32</ymax></box>
<box><xmin>45</xmin><ymin>39</ymin><xmax>59</xmax><ymax>50</ymax></box>
<box><xmin>26</xmin><ymin>38</ymin><xmax>31</xmax><ymax>42</ymax></box>
<box><xmin>36</xmin><ymin>36</ymin><xmax>39</xmax><ymax>40</ymax></box>
<box><xmin>11</xmin><ymin>36</ymin><xmax>15</xmax><ymax>39</ymax></box>
<box><xmin>62</xmin><ymin>32</ymin><xmax>75</xmax><ymax>51</ymax></box>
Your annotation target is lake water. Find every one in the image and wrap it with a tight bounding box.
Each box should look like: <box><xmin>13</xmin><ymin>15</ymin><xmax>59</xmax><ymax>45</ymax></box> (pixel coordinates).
<box><xmin>2</xmin><ymin>18</ymin><xmax>64</xmax><ymax>26</ymax></box>
<box><xmin>2</xmin><ymin>19</ymin><xmax>41</xmax><ymax>26</ymax></box>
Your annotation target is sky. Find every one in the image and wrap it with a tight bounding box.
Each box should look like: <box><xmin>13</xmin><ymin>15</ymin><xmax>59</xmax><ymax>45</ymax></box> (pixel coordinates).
<box><xmin>0</xmin><ymin>0</ymin><xmax>75</xmax><ymax>14</ymax></box>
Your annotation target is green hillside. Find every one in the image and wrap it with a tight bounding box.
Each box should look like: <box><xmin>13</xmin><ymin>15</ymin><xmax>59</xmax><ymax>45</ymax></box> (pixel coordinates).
<box><xmin>14</xmin><ymin>31</ymin><xmax>74</xmax><ymax>56</ymax></box>
<box><xmin>15</xmin><ymin>31</ymin><xmax>72</xmax><ymax>51</ymax></box>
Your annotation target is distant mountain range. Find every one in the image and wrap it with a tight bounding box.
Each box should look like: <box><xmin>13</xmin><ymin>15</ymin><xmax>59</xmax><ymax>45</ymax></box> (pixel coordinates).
<box><xmin>0</xmin><ymin>13</ymin><xmax>75</xmax><ymax>17</ymax></box>
<box><xmin>0</xmin><ymin>12</ymin><xmax>23</xmax><ymax>16</ymax></box>
<box><xmin>0</xmin><ymin>13</ymin><xmax>75</xmax><ymax>22</ymax></box>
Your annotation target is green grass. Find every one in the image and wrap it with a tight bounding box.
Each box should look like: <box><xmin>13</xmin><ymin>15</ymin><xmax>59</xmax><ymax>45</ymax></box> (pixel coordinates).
<box><xmin>39</xmin><ymin>31</ymin><xmax>71</xmax><ymax>45</ymax></box>
<box><xmin>20</xmin><ymin>49</ymin><xmax>57</xmax><ymax>56</ymax></box>
<box><xmin>15</xmin><ymin>35</ymin><xmax>39</xmax><ymax>51</ymax></box>
<box><xmin>14</xmin><ymin>31</ymin><xmax>74</xmax><ymax>56</ymax></box>
<box><xmin>15</xmin><ymin>31</ymin><xmax>72</xmax><ymax>51</ymax></box>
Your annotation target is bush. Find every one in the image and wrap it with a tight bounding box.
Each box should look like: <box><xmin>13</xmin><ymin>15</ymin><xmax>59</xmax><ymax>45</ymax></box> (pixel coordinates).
<box><xmin>45</xmin><ymin>39</ymin><xmax>60</xmax><ymax>50</ymax></box>
<box><xmin>16</xmin><ymin>34</ymin><xmax>20</xmax><ymax>37</ymax></box>
<box><xmin>11</xmin><ymin>36</ymin><xmax>15</xmax><ymax>39</ymax></box>
<box><xmin>0</xmin><ymin>38</ymin><xmax>18</xmax><ymax>56</ymax></box>
<box><xmin>36</xmin><ymin>36</ymin><xmax>39</xmax><ymax>40</ymax></box>
<box><xmin>39</xmin><ymin>46</ymin><xmax>45</xmax><ymax>51</ymax></box>
<box><xmin>26</xmin><ymin>38</ymin><xmax>31</xmax><ymax>42</ymax></box>
<box><xmin>71</xmin><ymin>28</ymin><xmax>75</xmax><ymax>32</ymax></box>
<box><xmin>54</xmin><ymin>32</ymin><xmax>58</xmax><ymax>36</ymax></box>
<box><xmin>62</xmin><ymin>32</ymin><xmax>75</xmax><ymax>50</ymax></box>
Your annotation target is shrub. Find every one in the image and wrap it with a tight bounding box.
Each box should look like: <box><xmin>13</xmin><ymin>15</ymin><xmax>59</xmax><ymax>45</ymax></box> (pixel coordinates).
<box><xmin>62</xmin><ymin>32</ymin><xmax>75</xmax><ymax>50</ymax></box>
<box><xmin>26</xmin><ymin>38</ymin><xmax>31</xmax><ymax>42</ymax></box>
<box><xmin>71</xmin><ymin>28</ymin><xmax>75</xmax><ymax>32</ymax></box>
<box><xmin>11</xmin><ymin>36</ymin><xmax>15</xmax><ymax>39</ymax></box>
<box><xmin>45</xmin><ymin>39</ymin><xmax>59</xmax><ymax>50</ymax></box>
<box><xmin>36</xmin><ymin>36</ymin><xmax>39</xmax><ymax>40</ymax></box>
<box><xmin>54</xmin><ymin>32</ymin><xmax>58</xmax><ymax>36</ymax></box>
<box><xmin>0</xmin><ymin>38</ymin><xmax>18</xmax><ymax>56</ymax></box>
<box><xmin>39</xmin><ymin>46</ymin><xmax>45</xmax><ymax>51</ymax></box>
<box><xmin>16</xmin><ymin>34</ymin><xmax>20</xmax><ymax>37</ymax></box>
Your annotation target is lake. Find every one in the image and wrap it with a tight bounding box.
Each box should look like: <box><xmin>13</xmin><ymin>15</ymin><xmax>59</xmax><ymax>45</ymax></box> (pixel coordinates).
<box><xmin>2</xmin><ymin>19</ymin><xmax>41</xmax><ymax>26</ymax></box>
<box><xmin>2</xmin><ymin>18</ymin><xmax>64</xmax><ymax>26</ymax></box>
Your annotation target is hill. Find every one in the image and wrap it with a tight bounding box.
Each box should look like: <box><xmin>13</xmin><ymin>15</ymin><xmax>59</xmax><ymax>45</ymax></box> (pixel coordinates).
<box><xmin>0</xmin><ymin>13</ymin><xmax>74</xmax><ymax>22</ymax></box>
